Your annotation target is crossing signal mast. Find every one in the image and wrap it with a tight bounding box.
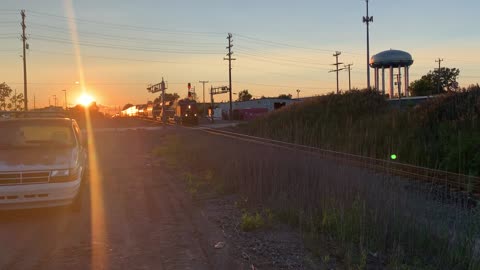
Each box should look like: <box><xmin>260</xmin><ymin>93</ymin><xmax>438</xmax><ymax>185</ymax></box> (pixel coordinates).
<box><xmin>147</xmin><ymin>78</ymin><xmax>167</xmax><ymax>124</ymax></box>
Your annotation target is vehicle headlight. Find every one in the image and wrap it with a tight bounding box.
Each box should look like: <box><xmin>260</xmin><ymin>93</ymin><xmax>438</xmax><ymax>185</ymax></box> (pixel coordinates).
<box><xmin>185</xmin><ymin>114</ymin><xmax>188</xmax><ymax>117</ymax></box>
<box><xmin>50</xmin><ymin>167</ymin><xmax>80</xmax><ymax>183</ymax></box>
<box><xmin>51</xmin><ymin>169</ymin><xmax>70</xmax><ymax>177</ymax></box>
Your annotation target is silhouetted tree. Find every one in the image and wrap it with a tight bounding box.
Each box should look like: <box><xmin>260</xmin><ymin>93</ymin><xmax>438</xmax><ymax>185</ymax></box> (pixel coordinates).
<box><xmin>410</xmin><ymin>67</ymin><xmax>460</xmax><ymax>96</ymax></box>
<box><xmin>153</xmin><ymin>93</ymin><xmax>180</xmax><ymax>103</ymax></box>
<box><xmin>122</xmin><ymin>103</ymin><xmax>134</xmax><ymax>110</ymax></box>
<box><xmin>238</xmin><ymin>89</ymin><xmax>252</xmax><ymax>101</ymax></box>
<box><xmin>9</xmin><ymin>93</ymin><xmax>24</xmax><ymax>111</ymax></box>
<box><xmin>278</xmin><ymin>94</ymin><xmax>292</xmax><ymax>99</ymax></box>
<box><xmin>0</xmin><ymin>82</ymin><xmax>12</xmax><ymax>110</ymax></box>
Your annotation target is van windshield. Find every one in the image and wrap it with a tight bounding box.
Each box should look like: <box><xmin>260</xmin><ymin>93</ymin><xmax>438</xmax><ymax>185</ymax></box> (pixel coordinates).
<box><xmin>0</xmin><ymin>121</ymin><xmax>75</xmax><ymax>148</ymax></box>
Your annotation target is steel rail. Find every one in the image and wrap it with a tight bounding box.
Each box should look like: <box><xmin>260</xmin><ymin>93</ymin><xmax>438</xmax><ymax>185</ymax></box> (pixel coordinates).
<box><xmin>200</xmin><ymin>127</ymin><xmax>480</xmax><ymax>199</ymax></box>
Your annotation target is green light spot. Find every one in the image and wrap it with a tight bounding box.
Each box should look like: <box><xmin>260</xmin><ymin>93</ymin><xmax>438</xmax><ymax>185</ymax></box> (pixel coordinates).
<box><xmin>390</xmin><ymin>154</ymin><xmax>397</xmax><ymax>160</ymax></box>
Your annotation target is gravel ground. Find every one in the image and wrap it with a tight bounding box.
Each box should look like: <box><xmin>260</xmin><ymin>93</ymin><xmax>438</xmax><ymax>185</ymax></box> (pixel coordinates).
<box><xmin>0</xmin><ymin>121</ymin><xmax>247</xmax><ymax>270</ymax></box>
<box><xmin>197</xmin><ymin>195</ymin><xmax>311</xmax><ymax>270</ymax></box>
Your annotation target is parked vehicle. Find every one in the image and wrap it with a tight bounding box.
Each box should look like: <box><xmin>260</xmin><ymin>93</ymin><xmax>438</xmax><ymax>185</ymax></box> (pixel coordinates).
<box><xmin>0</xmin><ymin>117</ymin><xmax>87</xmax><ymax>210</ymax></box>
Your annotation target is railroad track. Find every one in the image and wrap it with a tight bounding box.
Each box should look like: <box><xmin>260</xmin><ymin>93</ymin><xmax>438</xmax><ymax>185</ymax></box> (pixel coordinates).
<box><xmin>200</xmin><ymin>127</ymin><xmax>480</xmax><ymax>200</ymax></box>
<box><xmin>129</xmin><ymin>116</ymin><xmax>480</xmax><ymax>200</ymax></box>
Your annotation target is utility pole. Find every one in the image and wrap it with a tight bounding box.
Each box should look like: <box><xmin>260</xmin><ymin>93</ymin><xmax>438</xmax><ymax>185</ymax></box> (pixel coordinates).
<box><xmin>21</xmin><ymin>10</ymin><xmax>28</xmax><ymax>111</ymax></box>
<box><xmin>296</xmin><ymin>89</ymin><xmax>301</xmax><ymax>99</ymax></box>
<box><xmin>199</xmin><ymin>80</ymin><xmax>209</xmax><ymax>117</ymax></box>
<box><xmin>435</xmin><ymin>58</ymin><xmax>444</xmax><ymax>94</ymax></box>
<box><xmin>329</xmin><ymin>51</ymin><xmax>344</xmax><ymax>94</ymax></box>
<box><xmin>224</xmin><ymin>33</ymin><xmax>236</xmax><ymax>120</ymax></box>
<box><xmin>62</xmin><ymin>89</ymin><xmax>67</xmax><ymax>110</ymax></box>
<box><xmin>33</xmin><ymin>93</ymin><xmax>36</xmax><ymax>110</ymax></box>
<box><xmin>53</xmin><ymin>95</ymin><xmax>57</xmax><ymax>107</ymax></box>
<box><xmin>363</xmin><ymin>0</ymin><xmax>373</xmax><ymax>90</ymax></box>
<box><xmin>344</xmin><ymin>63</ymin><xmax>353</xmax><ymax>91</ymax></box>
<box><xmin>436</xmin><ymin>58</ymin><xmax>444</xmax><ymax>70</ymax></box>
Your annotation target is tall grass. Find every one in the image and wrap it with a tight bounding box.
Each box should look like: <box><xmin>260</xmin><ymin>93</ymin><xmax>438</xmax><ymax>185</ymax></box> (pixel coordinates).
<box><xmin>238</xmin><ymin>89</ymin><xmax>480</xmax><ymax>177</ymax></box>
<box><xmin>158</xmin><ymin>131</ymin><xmax>480</xmax><ymax>269</ymax></box>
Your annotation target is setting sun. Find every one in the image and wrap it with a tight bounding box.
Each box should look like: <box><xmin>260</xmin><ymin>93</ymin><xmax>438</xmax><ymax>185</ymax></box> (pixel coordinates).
<box><xmin>77</xmin><ymin>93</ymin><xmax>95</xmax><ymax>106</ymax></box>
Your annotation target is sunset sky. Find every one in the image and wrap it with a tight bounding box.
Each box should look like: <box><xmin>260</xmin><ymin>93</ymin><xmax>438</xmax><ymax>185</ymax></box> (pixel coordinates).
<box><xmin>1</xmin><ymin>0</ymin><xmax>479</xmax><ymax>109</ymax></box>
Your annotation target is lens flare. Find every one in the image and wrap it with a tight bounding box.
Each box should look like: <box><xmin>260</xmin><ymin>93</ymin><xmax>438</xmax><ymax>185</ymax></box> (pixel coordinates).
<box><xmin>77</xmin><ymin>94</ymin><xmax>94</xmax><ymax>107</ymax></box>
<box><xmin>63</xmin><ymin>0</ymin><xmax>107</xmax><ymax>268</ymax></box>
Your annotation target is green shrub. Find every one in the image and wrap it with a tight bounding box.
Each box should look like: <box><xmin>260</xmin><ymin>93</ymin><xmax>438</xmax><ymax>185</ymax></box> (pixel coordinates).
<box><xmin>241</xmin><ymin>212</ymin><xmax>264</xmax><ymax>232</ymax></box>
<box><xmin>239</xmin><ymin>89</ymin><xmax>480</xmax><ymax>176</ymax></box>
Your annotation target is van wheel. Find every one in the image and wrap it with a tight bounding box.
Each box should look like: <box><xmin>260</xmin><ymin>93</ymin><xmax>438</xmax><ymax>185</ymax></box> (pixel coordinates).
<box><xmin>70</xmin><ymin>190</ymin><xmax>82</xmax><ymax>212</ymax></box>
<box><xmin>71</xmin><ymin>173</ymin><xmax>86</xmax><ymax>212</ymax></box>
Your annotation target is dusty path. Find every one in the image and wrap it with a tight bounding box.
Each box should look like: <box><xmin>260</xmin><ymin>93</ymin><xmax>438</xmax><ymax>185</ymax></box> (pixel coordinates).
<box><xmin>0</xmin><ymin>125</ymin><xmax>243</xmax><ymax>270</ymax></box>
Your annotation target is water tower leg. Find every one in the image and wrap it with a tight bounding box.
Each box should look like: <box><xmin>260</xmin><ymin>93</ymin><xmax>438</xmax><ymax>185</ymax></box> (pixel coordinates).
<box><xmin>398</xmin><ymin>66</ymin><xmax>402</xmax><ymax>98</ymax></box>
<box><xmin>404</xmin><ymin>66</ymin><xmax>409</xmax><ymax>97</ymax></box>
<box><xmin>389</xmin><ymin>66</ymin><xmax>394</xmax><ymax>98</ymax></box>
<box><xmin>374</xmin><ymin>68</ymin><xmax>378</xmax><ymax>91</ymax></box>
<box><xmin>381</xmin><ymin>67</ymin><xmax>386</xmax><ymax>96</ymax></box>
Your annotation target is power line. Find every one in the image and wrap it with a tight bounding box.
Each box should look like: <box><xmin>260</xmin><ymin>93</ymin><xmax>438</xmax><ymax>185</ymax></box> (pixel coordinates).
<box><xmin>235</xmin><ymin>33</ymin><xmax>362</xmax><ymax>55</ymax></box>
<box><xmin>235</xmin><ymin>51</ymin><xmax>331</xmax><ymax>70</ymax></box>
<box><xmin>28</xmin><ymin>22</ymin><xmax>224</xmax><ymax>47</ymax></box>
<box><xmin>26</xmin><ymin>49</ymin><xmax>208</xmax><ymax>65</ymax></box>
<box><xmin>30</xmin><ymin>33</ymin><xmax>221</xmax><ymax>52</ymax></box>
<box><xmin>329</xmin><ymin>51</ymin><xmax>344</xmax><ymax>94</ymax></box>
<box><xmin>27</xmin><ymin>10</ymin><xmax>225</xmax><ymax>37</ymax></box>
<box><xmin>235</xmin><ymin>48</ymin><xmax>331</xmax><ymax>67</ymax></box>
<box><xmin>233</xmin><ymin>81</ymin><xmax>331</xmax><ymax>90</ymax></box>
<box><xmin>30</xmin><ymin>35</ymin><xmax>221</xmax><ymax>54</ymax></box>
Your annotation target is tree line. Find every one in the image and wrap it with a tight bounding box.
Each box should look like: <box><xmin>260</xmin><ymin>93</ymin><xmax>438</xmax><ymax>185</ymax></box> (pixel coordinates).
<box><xmin>0</xmin><ymin>83</ymin><xmax>24</xmax><ymax>111</ymax></box>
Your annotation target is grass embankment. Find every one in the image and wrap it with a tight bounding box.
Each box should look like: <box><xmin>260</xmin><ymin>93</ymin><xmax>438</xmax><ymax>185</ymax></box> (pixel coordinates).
<box><xmin>154</xmin><ymin>132</ymin><xmax>480</xmax><ymax>269</ymax></box>
<box><xmin>239</xmin><ymin>89</ymin><xmax>480</xmax><ymax>177</ymax></box>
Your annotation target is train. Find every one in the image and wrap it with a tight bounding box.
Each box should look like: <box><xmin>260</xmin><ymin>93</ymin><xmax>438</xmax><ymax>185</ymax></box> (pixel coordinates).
<box><xmin>120</xmin><ymin>98</ymin><xmax>199</xmax><ymax>125</ymax></box>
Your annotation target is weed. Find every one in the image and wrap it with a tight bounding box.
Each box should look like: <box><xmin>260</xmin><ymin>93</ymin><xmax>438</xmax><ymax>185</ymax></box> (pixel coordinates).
<box><xmin>322</xmin><ymin>254</ymin><xmax>331</xmax><ymax>264</ymax></box>
<box><xmin>241</xmin><ymin>212</ymin><xmax>264</xmax><ymax>232</ymax></box>
<box><xmin>159</xmin><ymin>114</ymin><xmax>480</xmax><ymax>269</ymax></box>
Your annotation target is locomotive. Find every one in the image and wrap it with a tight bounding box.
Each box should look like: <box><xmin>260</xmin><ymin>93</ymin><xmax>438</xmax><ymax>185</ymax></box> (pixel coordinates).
<box><xmin>171</xmin><ymin>99</ymin><xmax>198</xmax><ymax>125</ymax></box>
<box><xmin>121</xmin><ymin>99</ymin><xmax>199</xmax><ymax>125</ymax></box>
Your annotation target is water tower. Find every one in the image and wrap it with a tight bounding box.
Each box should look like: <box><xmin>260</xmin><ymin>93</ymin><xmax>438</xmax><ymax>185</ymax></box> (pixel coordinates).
<box><xmin>370</xmin><ymin>50</ymin><xmax>414</xmax><ymax>98</ymax></box>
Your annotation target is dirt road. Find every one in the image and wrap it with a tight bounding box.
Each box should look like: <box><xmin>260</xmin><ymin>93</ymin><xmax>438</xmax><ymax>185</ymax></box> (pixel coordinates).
<box><xmin>0</xmin><ymin>123</ymin><xmax>243</xmax><ymax>270</ymax></box>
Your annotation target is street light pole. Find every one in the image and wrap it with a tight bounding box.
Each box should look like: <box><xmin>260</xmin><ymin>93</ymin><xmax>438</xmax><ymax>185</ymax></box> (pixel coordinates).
<box><xmin>199</xmin><ymin>80</ymin><xmax>209</xmax><ymax>117</ymax></box>
<box><xmin>62</xmin><ymin>89</ymin><xmax>67</xmax><ymax>110</ymax></box>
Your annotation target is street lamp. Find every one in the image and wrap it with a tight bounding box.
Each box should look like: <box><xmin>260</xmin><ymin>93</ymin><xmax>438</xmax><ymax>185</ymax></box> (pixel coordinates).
<box><xmin>52</xmin><ymin>95</ymin><xmax>57</xmax><ymax>107</ymax></box>
<box><xmin>62</xmin><ymin>89</ymin><xmax>67</xmax><ymax>110</ymax></box>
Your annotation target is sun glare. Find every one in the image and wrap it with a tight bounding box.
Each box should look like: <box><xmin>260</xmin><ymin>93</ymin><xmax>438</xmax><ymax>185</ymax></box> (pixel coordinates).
<box><xmin>77</xmin><ymin>93</ymin><xmax>94</xmax><ymax>106</ymax></box>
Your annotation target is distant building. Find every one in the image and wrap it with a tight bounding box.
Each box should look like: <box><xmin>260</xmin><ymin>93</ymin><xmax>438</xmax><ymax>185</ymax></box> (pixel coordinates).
<box><xmin>217</xmin><ymin>97</ymin><xmax>300</xmax><ymax>113</ymax></box>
